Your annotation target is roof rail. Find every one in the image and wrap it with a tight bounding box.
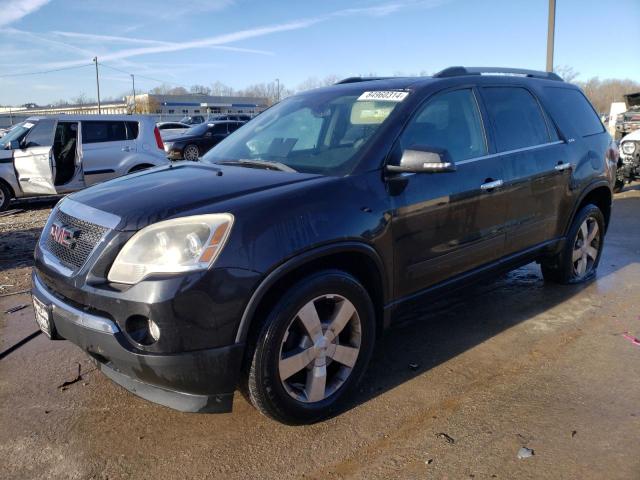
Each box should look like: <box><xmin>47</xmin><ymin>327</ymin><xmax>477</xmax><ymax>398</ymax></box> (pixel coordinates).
<box><xmin>433</xmin><ymin>66</ymin><xmax>563</xmax><ymax>82</ymax></box>
<box><xmin>335</xmin><ymin>76</ymin><xmax>393</xmax><ymax>84</ymax></box>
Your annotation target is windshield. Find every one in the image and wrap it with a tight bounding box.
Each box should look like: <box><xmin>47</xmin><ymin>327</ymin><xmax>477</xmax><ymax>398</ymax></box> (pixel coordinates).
<box><xmin>1</xmin><ymin>121</ymin><xmax>33</xmax><ymax>146</ymax></box>
<box><xmin>183</xmin><ymin>123</ymin><xmax>208</xmax><ymax>136</ymax></box>
<box><xmin>201</xmin><ymin>90</ymin><xmax>405</xmax><ymax>175</ymax></box>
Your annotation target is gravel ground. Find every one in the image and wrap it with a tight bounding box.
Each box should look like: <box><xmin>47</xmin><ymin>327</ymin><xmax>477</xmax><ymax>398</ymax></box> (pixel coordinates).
<box><xmin>0</xmin><ymin>197</ymin><xmax>60</xmax><ymax>296</ymax></box>
<box><xmin>1</xmin><ymin>188</ymin><xmax>640</xmax><ymax>479</ymax></box>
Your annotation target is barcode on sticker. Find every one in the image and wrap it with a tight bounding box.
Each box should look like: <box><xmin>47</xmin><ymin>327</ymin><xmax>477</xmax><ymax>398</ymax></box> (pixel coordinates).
<box><xmin>357</xmin><ymin>91</ymin><xmax>409</xmax><ymax>102</ymax></box>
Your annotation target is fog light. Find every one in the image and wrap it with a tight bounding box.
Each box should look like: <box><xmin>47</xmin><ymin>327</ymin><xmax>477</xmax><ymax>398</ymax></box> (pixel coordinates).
<box><xmin>148</xmin><ymin>319</ymin><xmax>161</xmax><ymax>341</ymax></box>
<box><xmin>125</xmin><ymin>315</ymin><xmax>159</xmax><ymax>346</ymax></box>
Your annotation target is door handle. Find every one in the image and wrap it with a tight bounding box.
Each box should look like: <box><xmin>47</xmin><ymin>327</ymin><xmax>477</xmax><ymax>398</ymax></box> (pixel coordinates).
<box><xmin>121</xmin><ymin>146</ymin><xmax>131</xmax><ymax>152</ymax></box>
<box><xmin>480</xmin><ymin>179</ymin><xmax>503</xmax><ymax>191</ymax></box>
<box><xmin>554</xmin><ymin>162</ymin><xmax>572</xmax><ymax>171</ymax></box>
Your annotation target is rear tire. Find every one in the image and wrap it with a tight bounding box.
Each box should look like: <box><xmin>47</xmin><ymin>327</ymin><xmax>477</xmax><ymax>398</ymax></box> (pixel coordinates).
<box><xmin>0</xmin><ymin>182</ymin><xmax>11</xmax><ymax>212</ymax></box>
<box><xmin>243</xmin><ymin>270</ymin><xmax>376</xmax><ymax>424</ymax></box>
<box><xmin>541</xmin><ymin>204</ymin><xmax>605</xmax><ymax>284</ymax></box>
<box><xmin>183</xmin><ymin>144</ymin><xmax>199</xmax><ymax>161</ymax></box>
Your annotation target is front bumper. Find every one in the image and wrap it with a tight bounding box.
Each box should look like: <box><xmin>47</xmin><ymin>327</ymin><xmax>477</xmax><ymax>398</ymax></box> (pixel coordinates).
<box><xmin>32</xmin><ymin>272</ymin><xmax>244</xmax><ymax>413</ymax></box>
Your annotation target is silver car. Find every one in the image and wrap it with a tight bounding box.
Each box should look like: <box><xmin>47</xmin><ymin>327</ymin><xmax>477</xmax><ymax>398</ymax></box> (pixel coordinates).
<box><xmin>0</xmin><ymin>115</ymin><xmax>169</xmax><ymax>210</ymax></box>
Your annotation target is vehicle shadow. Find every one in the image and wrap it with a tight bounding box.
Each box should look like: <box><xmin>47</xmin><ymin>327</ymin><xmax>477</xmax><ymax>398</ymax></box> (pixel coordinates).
<box><xmin>0</xmin><ymin>227</ymin><xmax>43</xmax><ymax>274</ymax></box>
<box><xmin>339</xmin><ymin>193</ymin><xmax>639</xmax><ymax>418</ymax></box>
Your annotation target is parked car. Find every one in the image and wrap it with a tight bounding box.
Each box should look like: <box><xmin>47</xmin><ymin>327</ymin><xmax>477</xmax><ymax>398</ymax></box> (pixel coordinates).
<box><xmin>31</xmin><ymin>67</ymin><xmax>616</xmax><ymax>424</ymax></box>
<box><xmin>162</xmin><ymin>120</ymin><xmax>244</xmax><ymax>160</ymax></box>
<box><xmin>207</xmin><ymin>114</ymin><xmax>252</xmax><ymax>122</ymax></box>
<box><xmin>157</xmin><ymin>121</ymin><xmax>190</xmax><ymax>130</ymax></box>
<box><xmin>616</xmin><ymin>129</ymin><xmax>640</xmax><ymax>192</ymax></box>
<box><xmin>179</xmin><ymin>115</ymin><xmax>206</xmax><ymax>125</ymax></box>
<box><xmin>615</xmin><ymin>92</ymin><xmax>640</xmax><ymax>139</ymax></box>
<box><xmin>0</xmin><ymin>115</ymin><xmax>168</xmax><ymax>211</ymax></box>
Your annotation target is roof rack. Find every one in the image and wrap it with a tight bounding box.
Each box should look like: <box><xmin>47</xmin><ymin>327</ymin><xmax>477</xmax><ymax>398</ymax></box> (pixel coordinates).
<box><xmin>335</xmin><ymin>76</ymin><xmax>394</xmax><ymax>84</ymax></box>
<box><xmin>433</xmin><ymin>66</ymin><xmax>563</xmax><ymax>82</ymax></box>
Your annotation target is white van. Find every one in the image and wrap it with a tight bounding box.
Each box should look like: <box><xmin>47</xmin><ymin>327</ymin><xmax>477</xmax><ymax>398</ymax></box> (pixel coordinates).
<box><xmin>0</xmin><ymin>115</ymin><xmax>169</xmax><ymax>210</ymax></box>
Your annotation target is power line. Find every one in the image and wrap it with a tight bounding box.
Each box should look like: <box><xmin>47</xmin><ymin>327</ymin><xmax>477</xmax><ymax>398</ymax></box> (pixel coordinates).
<box><xmin>0</xmin><ymin>63</ymin><xmax>93</xmax><ymax>78</ymax></box>
<box><xmin>100</xmin><ymin>63</ymin><xmax>190</xmax><ymax>89</ymax></box>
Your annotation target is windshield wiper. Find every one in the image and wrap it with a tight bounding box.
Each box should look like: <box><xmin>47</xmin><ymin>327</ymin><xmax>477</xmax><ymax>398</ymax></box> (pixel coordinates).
<box><xmin>218</xmin><ymin>159</ymin><xmax>297</xmax><ymax>173</ymax></box>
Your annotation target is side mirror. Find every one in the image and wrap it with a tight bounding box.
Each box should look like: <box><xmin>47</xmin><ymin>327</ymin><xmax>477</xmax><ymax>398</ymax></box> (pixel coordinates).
<box><xmin>386</xmin><ymin>146</ymin><xmax>456</xmax><ymax>173</ymax></box>
<box><xmin>9</xmin><ymin>140</ymin><xmax>20</xmax><ymax>150</ymax></box>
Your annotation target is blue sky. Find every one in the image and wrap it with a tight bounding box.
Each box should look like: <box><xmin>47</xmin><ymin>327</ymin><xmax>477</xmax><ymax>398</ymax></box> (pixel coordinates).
<box><xmin>0</xmin><ymin>0</ymin><xmax>638</xmax><ymax>105</ymax></box>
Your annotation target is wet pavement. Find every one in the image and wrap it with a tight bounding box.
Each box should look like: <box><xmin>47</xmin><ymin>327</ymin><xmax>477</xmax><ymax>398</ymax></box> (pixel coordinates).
<box><xmin>1</xmin><ymin>188</ymin><xmax>639</xmax><ymax>479</ymax></box>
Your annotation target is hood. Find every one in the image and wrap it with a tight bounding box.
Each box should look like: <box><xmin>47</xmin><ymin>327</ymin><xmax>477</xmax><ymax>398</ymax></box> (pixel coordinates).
<box><xmin>621</xmin><ymin>129</ymin><xmax>640</xmax><ymax>143</ymax></box>
<box><xmin>69</xmin><ymin>162</ymin><xmax>322</xmax><ymax>231</ymax></box>
<box><xmin>625</xmin><ymin>92</ymin><xmax>640</xmax><ymax>108</ymax></box>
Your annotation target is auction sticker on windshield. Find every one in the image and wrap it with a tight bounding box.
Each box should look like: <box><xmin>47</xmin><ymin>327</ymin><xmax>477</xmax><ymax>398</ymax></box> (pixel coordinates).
<box><xmin>357</xmin><ymin>91</ymin><xmax>409</xmax><ymax>102</ymax></box>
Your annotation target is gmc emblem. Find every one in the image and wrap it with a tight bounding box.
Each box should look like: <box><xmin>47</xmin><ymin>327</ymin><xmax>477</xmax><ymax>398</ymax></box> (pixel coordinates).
<box><xmin>50</xmin><ymin>222</ymin><xmax>80</xmax><ymax>249</ymax></box>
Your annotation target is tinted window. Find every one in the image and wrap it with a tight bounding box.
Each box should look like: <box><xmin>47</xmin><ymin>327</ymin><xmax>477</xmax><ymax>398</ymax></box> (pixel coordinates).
<box><xmin>543</xmin><ymin>87</ymin><xmax>604</xmax><ymax>137</ymax></box>
<box><xmin>227</xmin><ymin>122</ymin><xmax>241</xmax><ymax>133</ymax></box>
<box><xmin>23</xmin><ymin>119</ymin><xmax>55</xmax><ymax>148</ymax></box>
<box><xmin>400</xmin><ymin>89</ymin><xmax>486</xmax><ymax>161</ymax></box>
<box><xmin>211</xmin><ymin>124</ymin><xmax>228</xmax><ymax>135</ymax></box>
<box><xmin>125</xmin><ymin>121</ymin><xmax>139</xmax><ymax>139</ymax></box>
<box><xmin>82</xmin><ymin>121</ymin><xmax>128</xmax><ymax>144</ymax></box>
<box><xmin>482</xmin><ymin>87</ymin><xmax>550</xmax><ymax>152</ymax></box>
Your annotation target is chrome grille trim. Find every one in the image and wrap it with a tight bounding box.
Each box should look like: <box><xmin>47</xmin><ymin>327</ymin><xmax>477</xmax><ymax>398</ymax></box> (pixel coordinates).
<box><xmin>40</xmin><ymin>198</ymin><xmax>122</xmax><ymax>274</ymax></box>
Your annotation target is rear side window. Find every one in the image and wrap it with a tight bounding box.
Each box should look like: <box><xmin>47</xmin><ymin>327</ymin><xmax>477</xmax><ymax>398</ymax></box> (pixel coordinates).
<box><xmin>543</xmin><ymin>87</ymin><xmax>604</xmax><ymax>137</ymax></box>
<box><xmin>210</xmin><ymin>124</ymin><xmax>228</xmax><ymax>135</ymax></box>
<box><xmin>482</xmin><ymin>87</ymin><xmax>550</xmax><ymax>152</ymax></box>
<box><xmin>82</xmin><ymin>121</ymin><xmax>128</xmax><ymax>144</ymax></box>
<box><xmin>23</xmin><ymin>119</ymin><xmax>55</xmax><ymax>148</ymax></box>
<box><xmin>400</xmin><ymin>89</ymin><xmax>487</xmax><ymax>161</ymax></box>
<box><xmin>125</xmin><ymin>122</ymin><xmax>139</xmax><ymax>140</ymax></box>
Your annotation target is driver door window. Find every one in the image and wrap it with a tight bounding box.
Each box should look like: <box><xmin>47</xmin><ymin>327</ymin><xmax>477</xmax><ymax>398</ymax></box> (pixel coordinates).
<box><xmin>400</xmin><ymin>89</ymin><xmax>486</xmax><ymax>162</ymax></box>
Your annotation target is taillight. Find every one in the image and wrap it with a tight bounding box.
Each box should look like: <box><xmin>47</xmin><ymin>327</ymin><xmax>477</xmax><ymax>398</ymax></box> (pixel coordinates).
<box><xmin>153</xmin><ymin>126</ymin><xmax>164</xmax><ymax>150</ymax></box>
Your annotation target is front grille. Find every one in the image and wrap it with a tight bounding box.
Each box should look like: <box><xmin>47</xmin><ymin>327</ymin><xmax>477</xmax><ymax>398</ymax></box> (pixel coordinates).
<box><xmin>44</xmin><ymin>210</ymin><xmax>108</xmax><ymax>270</ymax></box>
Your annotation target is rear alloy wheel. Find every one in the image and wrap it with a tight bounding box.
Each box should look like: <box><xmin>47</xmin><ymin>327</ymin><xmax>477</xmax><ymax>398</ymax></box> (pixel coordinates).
<box><xmin>0</xmin><ymin>182</ymin><xmax>11</xmax><ymax>212</ymax></box>
<box><xmin>244</xmin><ymin>270</ymin><xmax>375</xmax><ymax>424</ymax></box>
<box><xmin>541</xmin><ymin>204</ymin><xmax>605</xmax><ymax>284</ymax></box>
<box><xmin>183</xmin><ymin>144</ymin><xmax>199</xmax><ymax>161</ymax></box>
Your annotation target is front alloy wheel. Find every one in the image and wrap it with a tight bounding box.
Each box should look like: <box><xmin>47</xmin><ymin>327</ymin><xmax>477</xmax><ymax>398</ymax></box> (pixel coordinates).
<box><xmin>278</xmin><ymin>295</ymin><xmax>361</xmax><ymax>403</ymax></box>
<box><xmin>244</xmin><ymin>270</ymin><xmax>375</xmax><ymax>424</ymax></box>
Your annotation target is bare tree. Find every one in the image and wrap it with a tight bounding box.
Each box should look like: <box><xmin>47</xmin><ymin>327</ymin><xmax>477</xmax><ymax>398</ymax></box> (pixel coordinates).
<box><xmin>190</xmin><ymin>84</ymin><xmax>212</xmax><ymax>95</ymax></box>
<box><xmin>553</xmin><ymin>65</ymin><xmax>580</xmax><ymax>83</ymax></box>
<box><xmin>210</xmin><ymin>81</ymin><xmax>235</xmax><ymax>97</ymax></box>
<box><xmin>578</xmin><ymin>77</ymin><xmax>640</xmax><ymax>114</ymax></box>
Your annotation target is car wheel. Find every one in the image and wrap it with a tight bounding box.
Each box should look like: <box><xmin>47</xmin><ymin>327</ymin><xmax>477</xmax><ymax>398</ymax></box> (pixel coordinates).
<box><xmin>244</xmin><ymin>270</ymin><xmax>376</xmax><ymax>424</ymax></box>
<box><xmin>183</xmin><ymin>144</ymin><xmax>199</xmax><ymax>161</ymax></box>
<box><xmin>541</xmin><ymin>204</ymin><xmax>605</xmax><ymax>284</ymax></box>
<box><xmin>0</xmin><ymin>182</ymin><xmax>11</xmax><ymax>212</ymax></box>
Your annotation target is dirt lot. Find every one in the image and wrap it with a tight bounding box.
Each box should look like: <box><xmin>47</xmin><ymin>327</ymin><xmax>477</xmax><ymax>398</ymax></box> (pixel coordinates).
<box><xmin>1</xmin><ymin>189</ymin><xmax>640</xmax><ymax>480</ymax></box>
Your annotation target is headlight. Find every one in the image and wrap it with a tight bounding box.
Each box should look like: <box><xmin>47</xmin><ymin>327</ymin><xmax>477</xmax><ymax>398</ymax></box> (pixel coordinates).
<box><xmin>163</xmin><ymin>142</ymin><xmax>173</xmax><ymax>152</ymax></box>
<box><xmin>107</xmin><ymin>214</ymin><xmax>234</xmax><ymax>284</ymax></box>
<box><xmin>622</xmin><ymin>142</ymin><xmax>636</xmax><ymax>155</ymax></box>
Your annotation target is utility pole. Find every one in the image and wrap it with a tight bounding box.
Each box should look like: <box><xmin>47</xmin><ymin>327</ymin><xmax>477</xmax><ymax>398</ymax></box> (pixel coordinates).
<box><xmin>93</xmin><ymin>56</ymin><xmax>102</xmax><ymax>114</ymax></box>
<box><xmin>275</xmin><ymin>78</ymin><xmax>280</xmax><ymax>103</ymax></box>
<box><xmin>546</xmin><ymin>0</ymin><xmax>556</xmax><ymax>72</ymax></box>
<box><xmin>131</xmin><ymin>74</ymin><xmax>136</xmax><ymax>113</ymax></box>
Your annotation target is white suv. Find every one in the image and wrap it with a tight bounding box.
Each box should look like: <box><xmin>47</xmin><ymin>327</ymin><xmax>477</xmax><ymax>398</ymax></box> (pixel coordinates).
<box><xmin>0</xmin><ymin>115</ymin><xmax>169</xmax><ymax>210</ymax></box>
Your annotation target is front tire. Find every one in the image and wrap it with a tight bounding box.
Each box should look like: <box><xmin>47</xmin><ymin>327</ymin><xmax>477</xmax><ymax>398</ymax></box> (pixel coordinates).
<box><xmin>0</xmin><ymin>182</ymin><xmax>11</xmax><ymax>211</ymax></box>
<box><xmin>541</xmin><ymin>204</ymin><xmax>605</xmax><ymax>284</ymax></box>
<box><xmin>244</xmin><ymin>270</ymin><xmax>376</xmax><ymax>424</ymax></box>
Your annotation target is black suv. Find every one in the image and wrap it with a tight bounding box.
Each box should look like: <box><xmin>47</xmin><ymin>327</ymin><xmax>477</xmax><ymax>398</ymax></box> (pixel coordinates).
<box><xmin>32</xmin><ymin>67</ymin><xmax>616</xmax><ymax>424</ymax></box>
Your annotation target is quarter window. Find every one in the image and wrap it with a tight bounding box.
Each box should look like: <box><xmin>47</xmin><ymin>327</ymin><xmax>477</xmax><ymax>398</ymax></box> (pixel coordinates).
<box><xmin>543</xmin><ymin>87</ymin><xmax>604</xmax><ymax>137</ymax></box>
<box><xmin>482</xmin><ymin>87</ymin><xmax>550</xmax><ymax>152</ymax></box>
<box><xmin>400</xmin><ymin>89</ymin><xmax>487</xmax><ymax>161</ymax></box>
<box><xmin>82</xmin><ymin>121</ymin><xmax>129</xmax><ymax>144</ymax></box>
